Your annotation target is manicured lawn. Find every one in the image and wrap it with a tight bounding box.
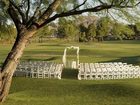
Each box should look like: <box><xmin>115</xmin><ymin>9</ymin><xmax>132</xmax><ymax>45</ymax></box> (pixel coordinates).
<box><xmin>0</xmin><ymin>40</ymin><xmax>140</xmax><ymax>105</ymax></box>
<box><xmin>2</xmin><ymin>78</ymin><xmax>140</xmax><ymax>105</ymax></box>
<box><xmin>0</xmin><ymin>40</ymin><xmax>140</xmax><ymax>65</ymax></box>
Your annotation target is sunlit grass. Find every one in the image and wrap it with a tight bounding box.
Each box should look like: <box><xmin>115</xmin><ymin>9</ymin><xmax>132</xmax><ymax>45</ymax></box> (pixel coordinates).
<box><xmin>0</xmin><ymin>40</ymin><xmax>140</xmax><ymax>105</ymax></box>
<box><xmin>1</xmin><ymin>40</ymin><xmax>140</xmax><ymax>65</ymax></box>
<box><xmin>2</xmin><ymin>78</ymin><xmax>140</xmax><ymax>105</ymax></box>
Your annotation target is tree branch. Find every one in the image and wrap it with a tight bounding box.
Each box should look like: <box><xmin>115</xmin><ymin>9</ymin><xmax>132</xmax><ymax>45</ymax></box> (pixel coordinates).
<box><xmin>9</xmin><ymin>0</ymin><xmax>26</xmax><ymax>24</ymax></box>
<box><xmin>135</xmin><ymin>1</ymin><xmax>140</xmax><ymax>6</ymax></box>
<box><xmin>26</xmin><ymin>0</ymin><xmax>30</xmax><ymax>21</ymax></box>
<box><xmin>70</xmin><ymin>0</ymin><xmax>87</xmax><ymax>12</ymax></box>
<box><xmin>37</xmin><ymin>0</ymin><xmax>63</xmax><ymax>25</ymax></box>
<box><xmin>111</xmin><ymin>0</ymin><xmax>115</xmax><ymax>5</ymax></box>
<box><xmin>98</xmin><ymin>0</ymin><xmax>105</xmax><ymax>4</ymax></box>
<box><xmin>38</xmin><ymin>4</ymin><xmax>113</xmax><ymax>28</ymax></box>
<box><xmin>26</xmin><ymin>0</ymin><xmax>42</xmax><ymax>28</ymax></box>
<box><xmin>7</xmin><ymin>3</ymin><xmax>22</xmax><ymax>31</ymax></box>
<box><xmin>119</xmin><ymin>0</ymin><xmax>126</xmax><ymax>5</ymax></box>
<box><xmin>38</xmin><ymin>0</ymin><xmax>140</xmax><ymax>29</ymax></box>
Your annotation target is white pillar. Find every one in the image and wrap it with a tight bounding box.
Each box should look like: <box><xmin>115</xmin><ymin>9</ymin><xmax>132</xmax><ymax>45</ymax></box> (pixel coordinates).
<box><xmin>62</xmin><ymin>46</ymin><xmax>80</xmax><ymax>69</ymax></box>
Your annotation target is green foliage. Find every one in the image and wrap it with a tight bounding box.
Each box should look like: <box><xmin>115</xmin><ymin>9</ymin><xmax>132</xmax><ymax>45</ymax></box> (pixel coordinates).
<box><xmin>86</xmin><ymin>23</ymin><xmax>97</xmax><ymax>41</ymax></box>
<box><xmin>57</xmin><ymin>0</ymin><xmax>79</xmax><ymax>13</ymax></box>
<box><xmin>0</xmin><ymin>25</ymin><xmax>16</xmax><ymax>42</ymax></box>
<box><xmin>0</xmin><ymin>0</ymin><xmax>9</xmax><ymax>24</ymax></box>
<box><xmin>57</xmin><ymin>18</ymin><xmax>79</xmax><ymax>41</ymax></box>
<box><xmin>96</xmin><ymin>17</ymin><xmax>112</xmax><ymax>41</ymax></box>
<box><xmin>122</xmin><ymin>25</ymin><xmax>135</xmax><ymax>38</ymax></box>
<box><xmin>0</xmin><ymin>1</ymin><xmax>16</xmax><ymax>42</ymax></box>
<box><xmin>135</xmin><ymin>22</ymin><xmax>140</xmax><ymax>31</ymax></box>
<box><xmin>35</xmin><ymin>25</ymin><xmax>56</xmax><ymax>38</ymax></box>
<box><xmin>79</xmin><ymin>32</ymin><xmax>87</xmax><ymax>42</ymax></box>
<box><xmin>111</xmin><ymin>22</ymin><xmax>135</xmax><ymax>40</ymax></box>
<box><xmin>79</xmin><ymin>24</ymin><xmax>87</xmax><ymax>33</ymax></box>
<box><xmin>0</xmin><ymin>0</ymin><xmax>139</xmax><ymax>43</ymax></box>
<box><xmin>79</xmin><ymin>24</ymin><xmax>89</xmax><ymax>42</ymax></box>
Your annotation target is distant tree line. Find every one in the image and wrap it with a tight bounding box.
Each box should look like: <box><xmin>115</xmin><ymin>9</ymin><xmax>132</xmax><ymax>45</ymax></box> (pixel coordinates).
<box><xmin>1</xmin><ymin>16</ymin><xmax>140</xmax><ymax>43</ymax></box>
<box><xmin>0</xmin><ymin>7</ymin><xmax>16</xmax><ymax>43</ymax></box>
<box><xmin>56</xmin><ymin>17</ymin><xmax>138</xmax><ymax>42</ymax></box>
<box><xmin>0</xmin><ymin>24</ymin><xmax>16</xmax><ymax>43</ymax></box>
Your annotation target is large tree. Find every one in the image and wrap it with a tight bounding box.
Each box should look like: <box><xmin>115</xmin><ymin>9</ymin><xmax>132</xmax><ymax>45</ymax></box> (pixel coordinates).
<box><xmin>57</xmin><ymin>18</ymin><xmax>79</xmax><ymax>41</ymax></box>
<box><xmin>96</xmin><ymin>17</ymin><xmax>112</xmax><ymax>41</ymax></box>
<box><xmin>0</xmin><ymin>0</ymin><xmax>139</xmax><ymax>102</ymax></box>
<box><xmin>111</xmin><ymin>22</ymin><xmax>135</xmax><ymax>40</ymax></box>
<box><xmin>87</xmin><ymin>23</ymin><xmax>97</xmax><ymax>41</ymax></box>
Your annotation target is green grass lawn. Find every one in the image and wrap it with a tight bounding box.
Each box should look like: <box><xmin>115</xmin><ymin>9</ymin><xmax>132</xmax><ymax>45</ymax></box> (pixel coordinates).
<box><xmin>0</xmin><ymin>40</ymin><xmax>140</xmax><ymax>105</ymax></box>
<box><xmin>0</xmin><ymin>40</ymin><xmax>140</xmax><ymax>65</ymax></box>
<box><xmin>2</xmin><ymin>78</ymin><xmax>140</xmax><ymax>105</ymax></box>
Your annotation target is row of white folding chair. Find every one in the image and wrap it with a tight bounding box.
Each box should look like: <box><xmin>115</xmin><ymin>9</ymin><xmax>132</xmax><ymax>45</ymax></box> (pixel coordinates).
<box><xmin>30</xmin><ymin>63</ymin><xmax>63</xmax><ymax>79</ymax></box>
<box><xmin>16</xmin><ymin>61</ymin><xmax>63</xmax><ymax>79</ymax></box>
<box><xmin>86</xmin><ymin>63</ymin><xmax>140</xmax><ymax>78</ymax></box>
<box><xmin>78</xmin><ymin>63</ymin><xmax>88</xmax><ymax>80</ymax></box>
<box><xmin>29</xmin><ymin>64</ymin><xmax>61</xmax><ymax>79</ymax></box>
<box><xmin>54</xmin><ymin>64</ymin><xmax>63</xmax><ymax>79</ymax></box>
<box><xmin>91</xmin><ymin>62</ymin><xmax>128</xmax><ymax>68</ymax></box>
<box><xmin>90</xmin><ymin>66</ymin><xmax>140</xmax><ymax>80</ymax></box>
<box><xmin>47</xmin><ymin>63</ymin><xmax>63</xmax><ymax>79</ymax></box>
<box><xmin>17</xmin><ymin>61</ymin><xmax>54</xmax><ymax>73</ymax></box>
<box><xmin>18</xmin><ymin>61</ymin><xmax>52</xmax><ymax>69</ymax></box>
<box><xmin>17</xmin><ymin>64</ymin><xmax>46</xmax><ymax>77</ymax></box>
<box><xmin>80</xmin><ymin>63</ymin><xmax>137</xmax><ymax>73</ymax></box>
<box><xmin>78</xmin><ymin>63</ymin><xmax>140</xmax><ymax>80</ymax></box>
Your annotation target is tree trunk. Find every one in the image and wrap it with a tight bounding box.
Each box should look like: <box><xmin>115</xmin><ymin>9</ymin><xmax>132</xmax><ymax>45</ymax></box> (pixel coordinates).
<box><xmin>0</xmin><ymin>28</ymin><xmax>36</xmax><ymax>102</ymax></box>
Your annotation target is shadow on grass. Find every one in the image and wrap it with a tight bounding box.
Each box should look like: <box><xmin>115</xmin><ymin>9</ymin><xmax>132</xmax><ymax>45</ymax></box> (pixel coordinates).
<box><xmin>100</xmin><ymin>56</ymin><xmax>140</xmax><ymax>65</ymax></box>
<box><xmin>38</xmin><ymin>44</ymin><xmax>65</xmax><ymax>47</ymax></box>
<box><xmin>10</xmin><ymin>78</ymin><xmax>140</xmax><ymax>99</ymax></box>
<box><xmin>24</xmin><ymin>57</ymin><xmax>59</xmax><ymax>62</ymax></box>
<box><xmin>87</xmin><ymin>83</ymin><xmax>140</xmax><ymax>98</ymax></box>
<box><xmin>61</xmin><ymin>68</ymin><xmax>79</xmax><ymax>79</ymax></box>
<box><xmin>103</xmin><ymin>40</ymin><xmax>140</xmax><ymax>44</ymax></box>
<box><xmin>44</xmin><ymin>57</ymin><xmax>59</xmax><ymax>61</ymax></box>
<box><xmin>24</xmin><ymin>50</ymin><xmax>63</xmax><ymax>55</ymax></box>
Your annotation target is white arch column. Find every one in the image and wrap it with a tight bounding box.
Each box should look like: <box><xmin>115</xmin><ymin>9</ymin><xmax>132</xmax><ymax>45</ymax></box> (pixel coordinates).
<box><xmin>62</xmin><ymin>46</ymin><xmax>79</xmax><ymax>69</ymax></box>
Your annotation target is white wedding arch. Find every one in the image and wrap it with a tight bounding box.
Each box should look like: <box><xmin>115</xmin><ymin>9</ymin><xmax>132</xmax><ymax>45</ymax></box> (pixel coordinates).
<box><xmin>62</xmin><ymin>46</ymin><xmax>79</xmax><ymax>69</ymax></box>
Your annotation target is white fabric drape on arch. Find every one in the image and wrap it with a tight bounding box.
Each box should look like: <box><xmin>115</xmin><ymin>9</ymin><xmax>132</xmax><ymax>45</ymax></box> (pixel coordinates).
<box><xmin>62</xmin><ymin>46</ymin><xmax>79</xmax><ymax>69</ymax></box>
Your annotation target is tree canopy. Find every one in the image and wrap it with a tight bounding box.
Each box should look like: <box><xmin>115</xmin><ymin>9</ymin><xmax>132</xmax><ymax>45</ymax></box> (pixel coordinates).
<box><xmin>1</xmin><ymin>0</ymin><xmax>140</xmax><ymax>31</ymax></box>
<box><xmin>57</xmin><ymin>18</ymin><xmax>79</xmax><ymax>41</ymax></box>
